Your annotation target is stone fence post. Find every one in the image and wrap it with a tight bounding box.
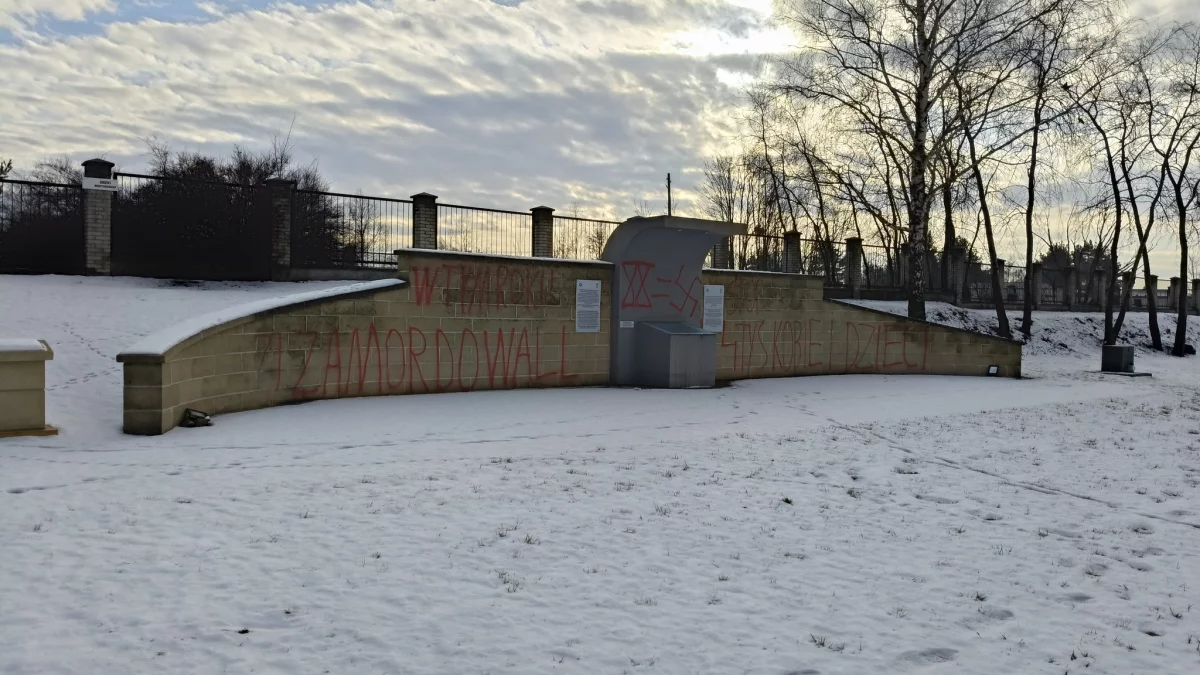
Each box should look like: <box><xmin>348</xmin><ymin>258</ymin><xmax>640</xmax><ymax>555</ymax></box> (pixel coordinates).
<box><xmin>411</xmin><ymin>193</ymin><xmax>438</xmax><ymax>250</ymax></box>
<box><xmin>846</xmin><ymin>237</ymin><xmax>863</xmax><ymax>298</ymax></box>
<box><xmin>712</xmin><ymin>237</ymin><xmax>734</xmax><ymax>270</ymax></box>
<box><xmin>1147</xmin><ymin>274</ymin><xmax>1159</xmax><ymax>309</ymax></box>
<box><xmin>1030</xmin><ymin>263</ymin><xmax>1043</xmax><ymax>310</ymax></box>
<box><xmin>995</xmin><ymin>259</ymin><xmax>1006</xmax><ymax>303</ymax></box>
<box><xmin>1120</xmin><ymin>270</ymin><xmax>1134</xmax><ymax>310</ymax></box>
<box><xmin>1094</xmin><ymin>268</ymin><xmax>1108</xmax><ymax>308</ymax></box>
<box><xmin>1064</xmin><ymin>266</ymin><xmax>1077</xmax><ymax>310</ymax></box>
<box><xmin>898</xmin><ymin>243</ymin><xmax>910</xmax><ymax>289</ymax></box>
<box><xmin>782</xmin><ymin>231</ymin><xmax>802</xmax><ymax>274</ymax></box>
<box><xmin>949</xmin><ymin>246</ymin><xmax>966</xmax><ymax>305</ymax></box>
<box><xmin>82</xmin><ymin>158</ymin><xmax>114</xmax><ymax>276</ymax></box>
<box><xmin>1193</xmin><ymin>279</ymin><xmax>1200</xmax><ymax>314</ymax></box>
<box><xmin>265</xmin><ymin>178</ymin><xmax>294</xmax><ymax>280</ymax></box>
<box><xmin>531</xmin><ymin>206</ymin><xmax>554</xmax><ymax>258</ymax></box>
<box><xmin>1169</xmin><ymin>277</ymin><xmax>1181</xmax><ymax>311</ymax></box>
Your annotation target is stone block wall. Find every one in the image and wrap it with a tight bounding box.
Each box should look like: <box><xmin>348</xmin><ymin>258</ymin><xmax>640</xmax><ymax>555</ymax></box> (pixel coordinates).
<box><xmin>118</xmin><ymin>254</ymin><xmax>1019</xmax><ymax>436</ymax></box>
<box><xmin>119</xmin><ymin>252</ymin><xmax>612</xmax><ymax>435</ymax></box>
<box><xmin>704</xmin><ymin>270</ymin><xmax>1021</xmax><ymax>380</ymax></box>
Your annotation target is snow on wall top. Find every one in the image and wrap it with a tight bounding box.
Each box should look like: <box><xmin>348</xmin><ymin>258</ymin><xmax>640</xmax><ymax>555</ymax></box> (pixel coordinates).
<box><xmin>0</xmin><ymin>338</ymin><xmax>49</xmax><ymax>353</ymax></box>
<box><xmin>119</xmin><ymin>279</ymin><xmax>405</xmax><ymax>359</ymax></box>
<box><xmin>394</xmin><ymin>247</ymin><xmax>614</xmax><ymax>267</ymax></box>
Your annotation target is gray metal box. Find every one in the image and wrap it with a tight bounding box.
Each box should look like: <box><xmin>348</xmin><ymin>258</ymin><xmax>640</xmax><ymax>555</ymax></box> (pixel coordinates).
<box><xmin>635</xmin><ymin>322</ymin><xmax>717</xmax><ymax>389</ymax></box>
<box><xmin>1101</xmin><ymin>345</ymin><xmax>1135</xmax><ymax>373</ymax></box>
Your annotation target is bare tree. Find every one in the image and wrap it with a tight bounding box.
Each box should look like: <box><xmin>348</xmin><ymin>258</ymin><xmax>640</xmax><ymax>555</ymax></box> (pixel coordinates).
<box><xmin>1143</xmin><ymin>25</ymin><xmax>1200</xmax><ymax>356</ymax></box>
<box><xmin>774</xmin><ymin>0</ymin><xmax>1066</xmax><ymax>320</ymax></box>
<box><xmin>1014</xmin><ymin>0</ymin><xmax>1103</xmax><ymax>338</ymax></box>
<box><xmin>0</xmin><ymin>159</ymin><xmax>11</xmax><ymax>180</ymax></box>
<box><xmin>345</xmin><ymin>190</ymin><xmax>383</xmax><ymax>264</ymax></box>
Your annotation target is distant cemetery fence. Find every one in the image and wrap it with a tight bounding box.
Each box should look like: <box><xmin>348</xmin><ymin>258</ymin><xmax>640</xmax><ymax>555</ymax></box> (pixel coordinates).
<box><xmin>2</xmin><ymin>161</ymin><xmax>1198</xmax><ymax>314</ymax></box>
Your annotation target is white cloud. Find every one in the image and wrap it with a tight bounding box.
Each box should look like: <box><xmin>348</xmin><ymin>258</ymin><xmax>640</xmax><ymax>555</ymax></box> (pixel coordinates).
<box><xmin>0</xmin><ymin>0</ymin><xmax>777</xmax><ymax>217</ymax></box>
<box><xmin>0</xmin><ymin>0</ymin><xmax>114</xmax><ymax>30</ymax></box>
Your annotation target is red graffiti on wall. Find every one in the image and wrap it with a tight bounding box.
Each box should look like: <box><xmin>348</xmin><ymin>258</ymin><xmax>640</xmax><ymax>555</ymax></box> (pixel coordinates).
<box><xmin>720</xmin><ymin>318</ymin><xmax>826</xmax><ymax>375</ymax></box>
<box><xmin>620</xmin><ymin>260</ymin><xmax>702</xmax><ymax>317</ymax></box>
<box><xmin>411</xmin><ymin>263</ymin><xmax>560</xmax><ymax>315</ymax></box>
<box><xmin>254</xmin><ymin>323</ymin><xmax>580</xmax><ymax>399</ymax></box>
<box><xmin>844</xmin><ymin>322</ymin><xmax>930</xmax><ymax>372</ymax></box>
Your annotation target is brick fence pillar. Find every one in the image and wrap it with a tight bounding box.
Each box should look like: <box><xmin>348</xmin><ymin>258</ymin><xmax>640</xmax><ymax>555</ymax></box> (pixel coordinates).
<box><xmin>1030</xmin><ymin>262</ymin><xmax>1044</xmax><ymax>310</ymax></box>
<box><xmin>265</xmin><ymin>178</ymin><xmax>294</xmax><ymax>280</ymax></box>
<box><xmin>1146</xmin><ymin>274</ymin><xmax>1158</xmax><ymax>310</ymax></box>
<box><xmin>1120</xmin><ymin>270</ymin><xmax>1134</xmax><ymax>310</ymax></box>
<box><xmin>898</xmin><ymin>243</ymin><xmax>910</xmax><ymax>289</ymax></box>
<box><xmin>1065</xmin><ymin>266</ymin><xmax>1077</xmax><ymax>310</ymax></box>
<box><xmin>411</xmin><ymin>193</ymin><xmax>438</xmax><ymax>250</ymax></box>
<box><xmin>712</xmin><ymin>237</ymin><xmax>733</xmax><ymax>270</ymax></box>
<box><xmin>81</xmin><ymin>158</ymin><xmax>114</xmax><ymax>276</ymax></box>
<box><xmin>994</xmin><ymin>259</ymin><xmax>1006</xmax><ymax>303</ymax></box>
<box><xmin>846</xmin><ymin>237</ymin><xmax>863</xmax><ymax>298</ymax></box>
<box><xmin>1169</xmin><ymin>277</ymin><xmax>1181</xmax><ymax>311</ymax></box>
<box><xmin>949</xmin><ymin>246</ymin><xmax>966</xmax><ymax>305</ymax></box>
<box><xmin>1192</xmin><ymin>279</ymin><xmax>1200</xmax><ymax>314</ymax></box>
<box><xmin>782</xmin><ymin>231</ymin><xmax>802</xmax><ymax>274</ymax></box>
<box><xmin>531</xmin><ymin>206</ymin><xmax>554</xmax><ymax>258</ymax></box>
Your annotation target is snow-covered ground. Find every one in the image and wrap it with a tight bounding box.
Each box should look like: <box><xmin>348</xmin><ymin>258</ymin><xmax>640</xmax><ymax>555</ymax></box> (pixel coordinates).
<box><xmin>2</xmin><ymin>277</ymin><xmax>1199</xmax><ymax>675</ymax></box>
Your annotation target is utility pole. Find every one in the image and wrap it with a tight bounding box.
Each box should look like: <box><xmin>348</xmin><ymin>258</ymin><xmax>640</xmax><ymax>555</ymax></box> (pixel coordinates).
<box><xmin>667</xmin><ymin>173</ymin><xmax>672</xmax><ymax>216</ymax></box>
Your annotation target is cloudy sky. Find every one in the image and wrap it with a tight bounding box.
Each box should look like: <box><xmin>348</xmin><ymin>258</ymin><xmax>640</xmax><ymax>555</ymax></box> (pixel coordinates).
<box><xmin>0</xmin><ymin>0</ymin><xmax>800</xmax><ymax>219</ymax></box>
<box><xmin>0</xmin><ymin>0</ymin><xmax>1195</xmax><ymax>221</ymax></box>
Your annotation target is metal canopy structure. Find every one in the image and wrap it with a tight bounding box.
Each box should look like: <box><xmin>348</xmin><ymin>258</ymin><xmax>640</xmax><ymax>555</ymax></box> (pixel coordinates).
<box><xmin>601</xmin><ymin>216</ymin><xmax>746</xmax><ymax>388</ymax></box>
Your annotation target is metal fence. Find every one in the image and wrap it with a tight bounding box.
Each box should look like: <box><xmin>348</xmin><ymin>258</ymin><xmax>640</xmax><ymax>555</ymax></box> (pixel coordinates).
<box><xmin>861</xmin><ymin>244</ymin><xmax>898</xmax><ymax>288</ymax></box>
<box><xmin>438</xmin><ymin>203</ymin><xmax>532</xmax><ymax>257</ymax></box>
<box><xmin>292</xmin><ymin>190</ymin><xmax>411</xmax><ymax>268</ymax></box>
<box><xmin>112</xmin><ymin>173</ymin><xmax>272</xmax><ymax>280</ymax></box>
<box><xmin>0</xmin><ymin>178</ymin><xmax>85</xmax><ymax>275</ymax></box>
<box><xmin>553</xmin><ymin>216</ymin><xmax>619</xmax><ymax>260</ymax></box>
<box><xmin>1001</xmin><ymin>265</ymin><xmax>1026</xmax><ymax>303</ymax></box>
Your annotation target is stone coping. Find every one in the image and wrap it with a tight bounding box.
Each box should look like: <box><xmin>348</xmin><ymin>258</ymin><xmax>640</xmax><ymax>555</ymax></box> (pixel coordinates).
<box><xmin>830</xmin><ymin>300</ymin><xmax>1024</xmax><ymax>346</ymax></box>
<box><xmin>0</xmin><ymin>339</ymin><xmax>53</xmax><ymax>362</ymax></box>
<box><xmin>394</xmin><ymin>248</ymin><xmax>615</xmax><ymax>268</ymax></box>
<box><xmin>117</xmin><ymin>280</ymin><xmax>405</xmax><ymax>364</ymax></box>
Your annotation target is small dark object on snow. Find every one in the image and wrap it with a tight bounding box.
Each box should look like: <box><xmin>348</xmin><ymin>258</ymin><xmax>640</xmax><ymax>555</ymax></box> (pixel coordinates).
<box><xmin>179</xmin><ymin>409</ymin><xmax>212</xmax><ymax>428</ymax></box>
<box><xmin>237</xmin><ymin>628</ymin><xmax>250</xmax><ymax>635</ymax></box>
<box><xmin>1186</xmin><ymin>344</ymin><xmax>1196</xmax><ymax>356</ymax></box>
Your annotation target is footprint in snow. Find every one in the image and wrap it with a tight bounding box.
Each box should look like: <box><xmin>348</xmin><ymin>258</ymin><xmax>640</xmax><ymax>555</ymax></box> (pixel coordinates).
<box><xmin>1059</xmin><ymin>593</ymin><xmax>1093</xmax><ymax>603</ymax></box>
<box><xmin>915</xmin><ymin>494</ymin><xmax>958</xmax><ymax>504</ymax></box>
<box><xmin>979</xmin><ymin>607</ymin><xmax>1014</xmax><ymax>620</ymax></box>
<box><xmin>897</xmin><ymin>648</ymin><xmax>958</xmax><ymax>665</ymax></box>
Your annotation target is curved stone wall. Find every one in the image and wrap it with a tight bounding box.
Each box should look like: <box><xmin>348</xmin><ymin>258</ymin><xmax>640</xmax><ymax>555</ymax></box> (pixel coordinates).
<box><xmin>118</xmin><ymin>250</ymin><xmax>1019</xmax><ymax>435</ymax></box>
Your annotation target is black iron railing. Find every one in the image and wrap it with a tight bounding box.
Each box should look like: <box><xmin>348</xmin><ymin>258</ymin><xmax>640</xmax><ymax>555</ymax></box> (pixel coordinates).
<box><xmin>0</xmin><ymin>178</ymin><xmax>85</xmax><ymax>275</ymax></box>
<box><xmin>292</xmin><ymin>190</ymin><xmax>412</xmax><ymax>269</ymax></box>
<box><xmin>113</xmin><ymin>173</ymin><xmax>271</xmax><ymax>280</ymax></box>
<box><xmin>438</xmin><ymin>203</ymin><xmax>533</xmax><ymax>256</ymax></box>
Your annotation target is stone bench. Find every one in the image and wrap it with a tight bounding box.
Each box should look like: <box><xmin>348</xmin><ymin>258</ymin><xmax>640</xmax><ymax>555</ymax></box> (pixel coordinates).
<box><xmin>0</xmin><ymin>339</ymin><xmax>57</xmax><ymax>438</ymax></box>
